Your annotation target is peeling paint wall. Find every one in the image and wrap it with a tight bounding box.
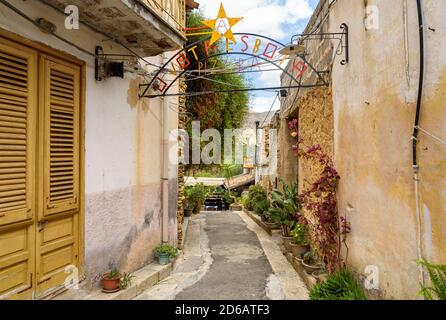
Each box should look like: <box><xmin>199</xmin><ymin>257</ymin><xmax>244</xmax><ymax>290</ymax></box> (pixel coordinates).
<box><xmin>329</xmin><ymin>0</ymin><xmax>446</xmax><ymax>298</ymax></box>
<box><xmin>0</xmin><ymin>0</ymin><xmax>179</xmax><ymax>288</ymax></box>
<box><xmin>274</xmin><ymin>0</ymin><xmax>446</xmax><ymax>299</ymax></box>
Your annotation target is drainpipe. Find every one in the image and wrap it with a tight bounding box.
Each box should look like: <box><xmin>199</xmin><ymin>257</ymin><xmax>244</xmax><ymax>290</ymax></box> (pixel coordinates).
<box><xmin>161</xmin><ymin>53</ymin><xmax>170</xmax><ymax>244</ymax></box>
<box><xmin>412</xmin><ymin>0</ymin><xmax>425</xmax><ymax>286</ymax></box>
<box><xmin>255</xmin><ymin>121</ymin><xmax>260</xmax><ymax>180</ymax></box>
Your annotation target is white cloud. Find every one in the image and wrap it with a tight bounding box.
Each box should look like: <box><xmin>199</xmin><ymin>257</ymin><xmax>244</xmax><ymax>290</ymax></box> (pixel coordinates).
<box><xmin>250</xmin><ymin>95</ymin><xmax>280</xmax><ymax>113</ymax></box>
<box><xmin>258</xmin><ymin>69</ymin><xmax>283</xmax><ymax>87</ymax></box>
<box><xmin>196</xmin><ymin>0</ymin><xmax>312</xmax><ymax>39</ymax></box>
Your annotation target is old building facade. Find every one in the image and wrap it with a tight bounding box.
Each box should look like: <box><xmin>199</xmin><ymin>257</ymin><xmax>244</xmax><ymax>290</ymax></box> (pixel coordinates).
<box><xmin>266</xmin><ymin>0</ymin><xmax>446</xmax><ymax>299</ymax></box>
<box><xmin>0</xmin><ymin>0</ymin><xmax>195</xmax><ymax>299</ymax></box>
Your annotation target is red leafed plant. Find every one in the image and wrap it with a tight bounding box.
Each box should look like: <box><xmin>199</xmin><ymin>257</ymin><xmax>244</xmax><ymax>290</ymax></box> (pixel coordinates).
<box><xmin>288</xmin><ymin>118</ymin><xmax>350</xmax><ymax>273</ymax></box>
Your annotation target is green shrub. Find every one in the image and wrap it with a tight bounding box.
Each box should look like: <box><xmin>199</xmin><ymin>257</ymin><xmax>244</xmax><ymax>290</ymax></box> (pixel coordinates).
<box><xmin>291</xmin><ymin>223</ymin><xmax>309</xmax><ymax>246</ymax></box>
<box><xmin>155</xmin><ymin>243</ymin><xmax>178</xmax><ymax>258</ymax></box>
<box><xmin>268</xmin><ymin>181</ymin><xmax>300</xmax><ymax>237</ymax></box>
<box><xmin>185</xmin><ymin>183</ymin><xmax>213</xmax><ymax>213</ymax></box>
<box><xmin>223</xmin><ymin>190</ymin><xmax>235</xmax><ymax>204</ymax></box>
<box><xmin>309</xmin><ymin>269</ymin><xmax>368</xmax><ymax>300</ymax></box>
<box><xmin>246</xmin><ymin>185</ymin><xmax>268</xmax><ymax>215</ymax></box>
<box><xmin>417</xmin><ymin>258</ymin><xmax>446</xmax><ymax>300</ymax></box>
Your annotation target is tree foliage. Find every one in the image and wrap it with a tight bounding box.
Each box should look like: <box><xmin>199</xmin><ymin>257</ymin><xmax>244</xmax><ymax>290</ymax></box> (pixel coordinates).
<box><xmin>185</xmin><ymin>11</ymin><xmax>249</xmax><ymax>133</ymax></box>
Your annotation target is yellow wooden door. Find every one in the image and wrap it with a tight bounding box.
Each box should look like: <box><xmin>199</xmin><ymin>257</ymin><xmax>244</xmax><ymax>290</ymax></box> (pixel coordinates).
<box><xmin>0</xmin><ymin>37</ymin><xmax>37</xmax><ymax>300</ymax></box>
<box><xmin>0</xmin><ymin>35</ymin><xmax>82</xmax><ymax>299</ymax></box>
<box><xmin>35</xmin><ymin>55</ymin><xmax>81</xmax><ymax>298</ymax></box>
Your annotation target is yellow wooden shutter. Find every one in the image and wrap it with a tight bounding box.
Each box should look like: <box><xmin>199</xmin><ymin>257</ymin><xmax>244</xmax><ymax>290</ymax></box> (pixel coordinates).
<box><xmin>35</xmin><ymin>55</ymin><xmax>80</xmax><ymax>297</ymax></box>
<box><xmin>0</xmin><ymin>41</ymin><xmax>36</xmax><ymax>224</ymax></box>
<box><xmin>42</xmin><ymin>56</ymin><xmax>80</xmax><ymax>217</ymax></box>
<box><xmin>0</xmin><ymin>37</ymin><xmax>37</xmax><ymax>300</ymax></box>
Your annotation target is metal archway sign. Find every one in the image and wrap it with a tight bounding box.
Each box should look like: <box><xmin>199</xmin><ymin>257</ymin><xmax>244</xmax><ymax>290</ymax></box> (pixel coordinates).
<box><xmin>138</xmin><ymin>3</ymin><xmax>348</xmax><ymax>99</ymax></box>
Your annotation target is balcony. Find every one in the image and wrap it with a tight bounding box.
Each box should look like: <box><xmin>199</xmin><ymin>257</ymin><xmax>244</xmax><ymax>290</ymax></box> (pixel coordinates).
<box><xmin>140</xmin><ymin>0</ymin><xmax>186</xmax><ymax>34</ymax></box>
<box><xmin>40</xmin><ymin>0</ymin><xmax>187</xmax><ymax>56</ymax></box>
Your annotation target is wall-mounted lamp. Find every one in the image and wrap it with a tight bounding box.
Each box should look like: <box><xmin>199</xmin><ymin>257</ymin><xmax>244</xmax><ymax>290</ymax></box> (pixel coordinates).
<box><xmin>95</xmin><ymin>46</ymin><xmax>142</xmax><ymax>81</ymax></box>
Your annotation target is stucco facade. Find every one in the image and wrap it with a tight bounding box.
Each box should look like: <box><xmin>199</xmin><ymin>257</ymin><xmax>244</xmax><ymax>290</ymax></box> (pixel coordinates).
<box><xmin>0</xmin><ymin>0</ymin><xmax>181</xmax><ymax>291</ymax></box>
<box><xmin>272</xmin><ymin>0</ymin><xmax>446</xmax><ymax>299</ymax></box>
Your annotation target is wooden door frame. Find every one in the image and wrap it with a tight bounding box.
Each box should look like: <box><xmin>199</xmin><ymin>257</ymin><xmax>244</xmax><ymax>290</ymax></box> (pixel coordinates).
<box><xmin>0</xmin><ymin>28</ymin><xmax>86</xmax><ymax>290</ymax></box>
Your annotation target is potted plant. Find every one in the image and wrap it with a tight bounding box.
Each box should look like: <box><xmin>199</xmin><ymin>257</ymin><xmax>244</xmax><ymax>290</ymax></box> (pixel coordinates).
<box><xmin>184</xmin><ymin>200</ymin><xmax>194</xmax><ymax>217</ymax></box>
<box><xmin>247</xmin><ymin>185</ymin><xmax>268</xmax><ymax>216</ymax></box>
<box><xmin>256</xmin><ymin>199</ymin><xmax>270</xmax><ymax>222</ymax></box>
<box><xmin>101</xmin><ymin>269</ymin><xmax>121</xmax><ymax>292</ymax></box>
<box><xmin>185</xmin><ymin>183</ymin><xmax>210</xmax><ymax>214</ymax></box>
<box><xmin>269</xmin><ymin>181</ymin><xmax>300</xmax><ymax>252</ymax></box>
<box><xmin>301</xmin><ymin>251</ymin><xmax>323</xmax><ymax>274</ymax></box>
<box><xmin>290</xmin><ymin>223</ymin><xmax>310</xmax><ymax>257</ymax></box>
<box><xmin>155</xmin><ymin>243</ymin><xmax>178</xmax><ymax>265</ymax></box>
<box><xmin>312</xmin><ymin>269</ymin><xmax>329</xmax><ymax>283</ymax></box>
<box><xmin>119</xmin><ymin>272</ymin><xmax>135</xmax><ymax>290</ymax></box>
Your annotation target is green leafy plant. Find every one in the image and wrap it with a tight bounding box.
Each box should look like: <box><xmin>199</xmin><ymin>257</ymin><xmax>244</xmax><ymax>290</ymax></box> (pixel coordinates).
<box><xmin>309</xmin><ymin>269</ymin><xmax>368</xmax><ymax>300</ymax></box>
<box><xmin>155</xmin><ymin>243</ymin><xmax>178</xmax><ymax>258</ymax></box>
<box><xmin>291</xmin><ymin>223</ymin><xmax>309</xmax><ymax>246</ymax></box>
<box><xmin>256</xmin><ymin>198</ymin><xmax>271</xmax><ymax>220</ymax></box>
<box><xmin>245</xmin><ymin>185</ymin><xmax>269</xmax><ymax>215</ymax></box>
<box><xmin>185</xmin><ymin>183</ymin><xmax>213</xmax><ymax>213</ymax></box>
<box><xmin>241</xmin><ymin>193</ymin><xmax>251</xmax><ymax>208</ymax></box>
<box><xmin>223</xmin><ymin>190</ymin><xmax>235</xmax><ymax>205</ymax></box>
<box><xmin>417</xmin><ymin>258</ymin><xmax>446</xmax><ymax>300</ymax></box>
<box><xmin>303</xmin><ymin>251</ymin><xmax>317</xmax><ymax>265</ymax></box>
<box><xmin>106</xmin><ymin>269</ymin><xmax>120</xmax><ymax>280</ymax></box>
<box><xmin>119</xmin><ymin>272</ymin><xmax>135</xmax><ymax>290</ymax></box>
<box><xmin>268</xmin><ymin>181</ymin><xmax>300</xmax><ymax>237</ymax></box>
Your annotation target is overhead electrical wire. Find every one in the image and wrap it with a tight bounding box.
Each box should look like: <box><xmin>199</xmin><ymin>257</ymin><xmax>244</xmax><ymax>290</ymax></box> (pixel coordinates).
<box><xmin>260</xmin><ymin>92</ymin><xmax>279</xmax><ymax>127</ymax></box>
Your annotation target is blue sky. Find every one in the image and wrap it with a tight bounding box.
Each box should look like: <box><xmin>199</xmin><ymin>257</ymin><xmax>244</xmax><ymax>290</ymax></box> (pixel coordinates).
<box><xmin>195</xmin><ymin>0</ymin><xmax>318</xmax><ymax>112</ymax></box>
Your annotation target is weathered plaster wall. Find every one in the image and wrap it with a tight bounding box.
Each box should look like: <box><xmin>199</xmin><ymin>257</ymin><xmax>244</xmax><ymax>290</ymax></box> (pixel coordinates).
<box><xmin>0</xmin><ymin>0</ymin><xmax>179</xmax><ymax>287</ymax></box>
<box><xmin>329</xmin><ymin>0</ymin><xmax>446</xmax><ymax>298</ymax></box>
<box><xmin>295</xmin><ymin>86</ymin><xmax>334</xmax><ymax>194</ymax></box>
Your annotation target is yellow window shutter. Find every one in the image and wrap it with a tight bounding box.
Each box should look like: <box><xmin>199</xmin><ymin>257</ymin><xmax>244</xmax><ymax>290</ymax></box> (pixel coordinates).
<box><xmin>0</xmin><ymin>39</ymin><xmax>37</xmax><ymax>225</ymax></box>
<box><xmin>41</xmin><ymin>56</ymin><xmax>80</xmax><ymax>216</ymax></box>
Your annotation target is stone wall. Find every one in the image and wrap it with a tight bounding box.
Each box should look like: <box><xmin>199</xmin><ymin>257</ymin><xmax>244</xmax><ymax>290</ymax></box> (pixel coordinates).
<box><xmin>296</xmin><ymin>86</ymin><xmax>334</xmax><ymax>193</ymax></box>
<box><xmin>176</xmin><ymin>79</ymin><xmax>187</xmax><ymax>249</ymax></box>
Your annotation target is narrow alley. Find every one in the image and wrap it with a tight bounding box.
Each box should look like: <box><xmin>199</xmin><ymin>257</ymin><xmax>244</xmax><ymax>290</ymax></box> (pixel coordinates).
<box><xmin>135</xmin><ymin>211</ymin><xmax>308</xmax><ymax>300</ymax></box>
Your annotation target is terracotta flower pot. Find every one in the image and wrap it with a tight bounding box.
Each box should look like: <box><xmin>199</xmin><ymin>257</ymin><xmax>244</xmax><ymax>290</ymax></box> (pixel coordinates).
<box><xmin>282</xmin><ymin>236</ymin><xmax>293</xmax><ymax>252</ymax></box>
<box><xmin>102</xmin><ymin>273</ymin><xmax>121</xmax><ymax>291</ymax></box>
<box><xmin>290</xmin><ymin>243</ymin><xmax>309</xmax><ymax>257</ymax></box>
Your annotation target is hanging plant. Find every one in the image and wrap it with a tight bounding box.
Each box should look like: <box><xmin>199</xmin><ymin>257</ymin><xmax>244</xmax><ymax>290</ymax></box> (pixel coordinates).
<box><xmin>288</xmin><ymin>118</ymin><xmax>350</xmax><ymax>273</ymax></box>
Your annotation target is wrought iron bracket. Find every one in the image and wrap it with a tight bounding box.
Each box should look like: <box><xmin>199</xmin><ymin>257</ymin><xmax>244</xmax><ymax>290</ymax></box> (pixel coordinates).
<box><xmin>94</xmin><ymin>46</ymin><xmax>138</xmax><ymax>81</ymax></box>
<box><xmin>290</xmin><ymin>23</ymin><xmax>349</xmax><ymax>66</ymax></box>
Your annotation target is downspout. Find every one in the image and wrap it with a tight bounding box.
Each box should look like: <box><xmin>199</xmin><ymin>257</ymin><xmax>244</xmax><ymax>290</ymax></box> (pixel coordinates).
<box><xmin>412</xmin><ymin>0</ymin><xmax>425</xmax><ymax>285</ymax></box>
<box><xmin>255</xmin><ymin>121</ymin><xmax>260</xmax><ymax>180</ymax></box>
<box><xmin>162</xmin><ymin>53</ymin><xmax>170</xmax><ymax>243</ymax></box>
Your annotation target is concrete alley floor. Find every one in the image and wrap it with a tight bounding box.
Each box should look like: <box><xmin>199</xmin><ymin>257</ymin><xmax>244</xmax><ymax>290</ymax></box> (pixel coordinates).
<box><xmin>135</xmin><ymin>211</ymin><xmax>308</xmax><ymax>300</ymax></box>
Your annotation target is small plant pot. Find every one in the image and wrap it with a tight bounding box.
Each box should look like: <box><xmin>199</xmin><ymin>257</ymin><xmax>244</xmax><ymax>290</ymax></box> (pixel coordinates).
<box><xmin>184</xmin><ymin>208</ymin><xmax>193</xmax><ymax>217</ymax></box>
<box><xmin>102</xmin><ymin>273</ymin><xmax>121</xmax><ymax>292</ymax></box>
<box><xmin>294</xmin><ymin>256</ymin><xmax>304</xmax><ymax>265</ymax></box>
<box><xmin>290</xmin><ymin>243</ymin><xmax>309</xmax><ymax>258</ymax></box>
<box><xmin>158</xmin><ymin>253</ymin><xmax>170</xmax><ymax>265</ymax></box>
<box><xmin>282</xmin><ymin>236</ymin><xmax>293</xmax><ymax>252</ymax></box>
<box><xmin>312</xmin><ymin>270</ymin><xmax>329</xmax><ymax>283</ymax></box>
<box><xmin>266</xmin><ymin>222</ymin><xmax>279</xmax><ymax>230</ymax></box>
<box><xmin>301</xmin><ymin>261</ymin><xmax>323</xmax><ymax>274</ymax></box>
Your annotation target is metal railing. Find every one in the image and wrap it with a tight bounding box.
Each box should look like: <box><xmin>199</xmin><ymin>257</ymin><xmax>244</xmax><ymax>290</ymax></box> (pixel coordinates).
<box><xmin>141</xmin><ymin>0</ymin><xmax>186</xmax><ymax>34</ymax></box>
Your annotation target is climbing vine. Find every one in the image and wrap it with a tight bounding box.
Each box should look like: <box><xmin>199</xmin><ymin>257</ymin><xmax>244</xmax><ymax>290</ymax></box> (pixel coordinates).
<box><xmin>288</xmin><ymin>118</ymin><xmax>350</xmax><ymax>273</ymax></box>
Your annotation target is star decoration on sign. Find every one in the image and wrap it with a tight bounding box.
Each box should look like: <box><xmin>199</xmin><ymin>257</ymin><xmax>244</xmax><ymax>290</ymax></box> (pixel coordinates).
<box><xmin>201</xmin><ymin>3</ymin><xmax>243</xmax><ymax>45</ymax></box>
